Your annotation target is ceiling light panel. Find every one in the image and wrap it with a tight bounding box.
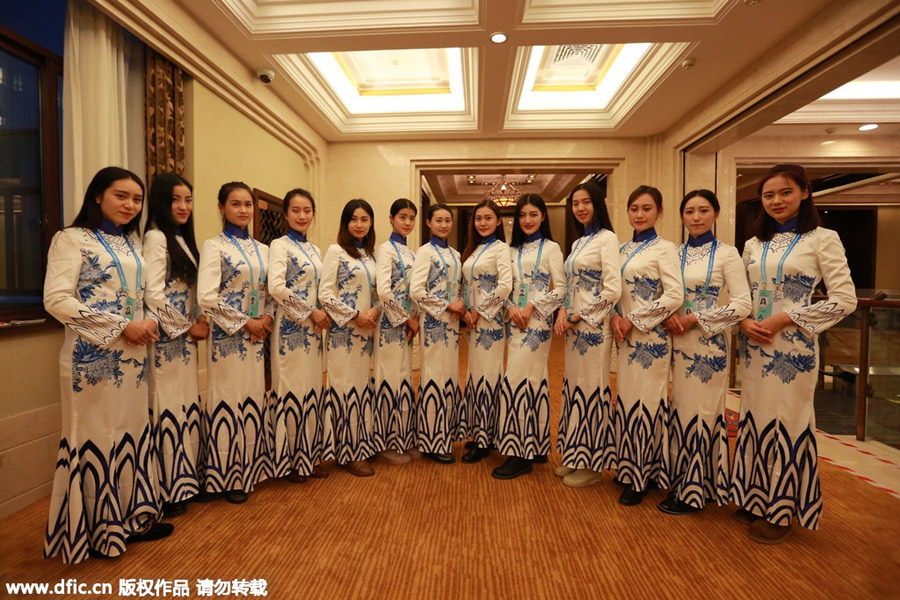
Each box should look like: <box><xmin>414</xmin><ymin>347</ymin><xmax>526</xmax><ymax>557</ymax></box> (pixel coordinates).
<box><xmin>821</xmin><ymin>81</ymin><xmax>900</xmax><ymax>100</ymax></box>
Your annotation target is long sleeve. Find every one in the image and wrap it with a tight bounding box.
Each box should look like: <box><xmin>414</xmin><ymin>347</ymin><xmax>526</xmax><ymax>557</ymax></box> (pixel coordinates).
<box><xmin>410</xmin><ymin>245</ymin><xmax>449</xmax><ymax>318</ymax></box>
<box><xmin>579</xmin><ymin>232</ymin><xmax>622</xmax><ymax>327</ymax></box>
<box><xmin>629</xmin><ymin>242</ymin><xmax>684</xmax><ymax>333</ymax></box>
<box><xmin>532</xmin><ymin>242</ymin><xmax>566</xmax><ymax>318</ymax></box>
<box><xmin>377</xmin><ymin>243</ymin><xmax>410</xmax><ymax>328</ymax></box>
<box><xmin>788</xmin><ymin>229</ymin><xmax>857</xmax><ymax>335</ymax></box>
<box><xmin>198</xmin><ymin>238</ymin><xmax>248</xmax><ymax>335</ymax></box>
<box><xmin>268</xmin><ymin>238</ymin><xmax>314</xmax><ymax>325</ymax></box>
<box><xmin>318</xmin><ymin>245</ymin><xmax>357</xmax><ymax>327</ymax></box>
<box><xmin>474</xmin><ymin>243</ymin><xmax>513</xmax><ymax>321</ymax></box>
<box><xmin>43</xmin><ymin>229</ymin><xmax>129</xmax><ymax>348</ymax></box>
<box><xmin>142</xmin><ymin>229</ymin><xmax>192</xmax><ymax>337</ymax></box>
<box><xmin>695</xmin><ymin>244</ymin><xmax>752</xmax><ymax>337</ymax></box>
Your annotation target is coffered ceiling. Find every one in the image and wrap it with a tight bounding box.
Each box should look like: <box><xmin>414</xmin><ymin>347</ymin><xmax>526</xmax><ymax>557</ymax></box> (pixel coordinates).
<box><xmin>174</xmin><ymin>0</ymin><xmax>845</xmax><ymax>141</ymax></box>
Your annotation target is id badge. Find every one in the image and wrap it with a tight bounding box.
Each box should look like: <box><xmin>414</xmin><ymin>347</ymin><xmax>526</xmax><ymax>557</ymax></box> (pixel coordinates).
<box><xmin>565</xmin><ymin>282</ymin><xmax>572</xmax><ymax>309</ymax></box>
<box><xmin>756</xmin><ymin>289</ymin><xmax>773</xmax><ymax>321</ymax></box>
<box><xmin>248</xmin><ymin>289</ymin><xmax>260</xmax><ymax>318</ymax></box>
<box><xmin>773</xmin><ymin>284</ymin><xmax>785</xmax><ymax>315</ymax></box>
<box><xmin>516</xmin><ymin>283</ymin><xmax>529</xmax><ymax>308</ymax></box>
<box><xmin>124</xmin><ymin>296</ymin><xmax>137</xmax><ymax>321</ymax></box>
<box><xmin>403</xmin><ymin>297</ymin><xmax>411</xmax><ymax>312</ymax></box>
<box><xmin>683</xmin><ymin>300</ymin><xmax>697</xmax><ymax>315</ymax></box>
<box><xmin>193</xmin><ymin>302</ymin><xmax>199</xmax><ymax>320</ymax></box>
<box><xmin>445</xmin><ymin>285</ymin><xmax>453</xmax><ymax>301</ymax></box>
<box><xmin>464</xmin><ymin>284</ymin><xmax>471</xmax><ymax>310</ymax></box>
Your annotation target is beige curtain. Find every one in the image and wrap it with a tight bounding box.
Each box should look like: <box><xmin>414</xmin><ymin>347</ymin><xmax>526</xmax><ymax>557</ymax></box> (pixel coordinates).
<box><xmin>62</xmin><ymin>0</ymin><xmax>145</xmax><ymax>223</ymax></box>
<box><xmin>145</xmin><ymin>48</ymin><xmax>185</xmax><ymax>181</ymax></box>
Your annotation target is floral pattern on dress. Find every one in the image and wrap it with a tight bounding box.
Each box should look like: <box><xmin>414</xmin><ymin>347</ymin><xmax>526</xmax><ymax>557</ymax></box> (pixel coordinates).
<box><xmin>628</xmin><ymin>276</ymin><xmax>660</xmax><ymax>302</ymax></box>
<box><xmin>570</xmin><ymin>328</ymin><xmax>604</xmax><ymax>356</ymax></box>
<box><xmin>627</xmin><ymin>339</ymin><xmax>669</xmax><ymax>369</ymax></box>
<box><xmin>674</xmin><ymin>348</ymin><xmax>727</xmax><ymax>383</ymax></box>
<box><xmin>278</xmin><ymin>318</ymin><xmax>313</xmax><ymax>355</ymax></box>
<box><xmin>77</xmin><ymin>251</ymin><xmax>113</xmax><ymax>302</ymax></box>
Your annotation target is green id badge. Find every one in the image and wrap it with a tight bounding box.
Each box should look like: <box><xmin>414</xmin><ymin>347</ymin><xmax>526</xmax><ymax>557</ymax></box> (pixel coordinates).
<box><xmin>445</xmin><ymin>285</ymin><xmax>453</xmax><ymax>300</ymax></box>
<box><xmin>124</xmin><ymin>296</ymin><xmax>137</xmax><ymax>321</ymax></box>
<box><xmin>756</xmin><ymin>289</ymin><xmax>773</xmax><ymax>321</ymax></box>
<box><xmin>248</xmin><ymin>289</ymin><xmax>260</xmax><ymax>318</ymax></box>
<box><xmin>683</xmin><ymin>300</ymin><xmax>697</xmax><ymax>315</ymax></box>
<box><xmin>565</xmin><ymin>282</ymin><xmax>572</xmax><ymax>309</ymax></box>
<box><xmin>463</xmin><ymin>284</ymin><xmax>471</xmax><ymax>310</ymax></box>
<box><xmin>193</xmin><ymin>303</ymin><xmax>199</xmax><ymax>319</ymax></box>
<box><xmin>516</xmin><ymin>283</ymin><xmax>529</xmax><ymax>308</ymax></box>
<box><xmin>403</xmin><ymin>297</ymin><xmax>411</xmax><ymax>312</ymax></box>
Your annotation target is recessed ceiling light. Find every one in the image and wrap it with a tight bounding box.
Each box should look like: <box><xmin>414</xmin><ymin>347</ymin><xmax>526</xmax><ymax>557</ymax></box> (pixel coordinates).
<box><xmin>859</xmin><ymin>123</ymin><xmax>879</xmax><ymax>131</ymax></box>
<box><xmin>490</xmin><ymin>32</ymin><xmax>507</xmax><ymax>44</ymax></box>
<box><xmin>821</xmin><ymin>140</ymin><xmax>835</xmax><ymax>145</ymax></box>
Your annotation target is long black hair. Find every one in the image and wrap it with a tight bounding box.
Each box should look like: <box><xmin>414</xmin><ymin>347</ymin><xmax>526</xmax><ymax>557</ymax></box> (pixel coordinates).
<box><xmin>753</xmin><ymin>163</ymin><xmax>820</xmax><ymax>241</ymax></box>
<box><xmin>568</xmin><ymin>181</ymin><xmax>614</xmax><ymax>236</ymax></box>
<box><xmin>510</xmin><ymin>194</ymin><xmax>553</xmax><ymax>248</ymax></box>
<box><xmin>69</xmin><ymin>166</ymin><xmax>145</xmax><ymax>234</ymax></box>
<box><xmin>144</xmin><ymin>173</ymin><xmax>200</xmax><ymax>285</ymax></box>
<box><xmin>337</xmin><ymin>199</ymin><xmax>375</xmax><ymax>258</ymax></box>
<box><xmin>462</xmin><ymin>199</ymin><xmax>505</xmax><ymax>262</ymax></box>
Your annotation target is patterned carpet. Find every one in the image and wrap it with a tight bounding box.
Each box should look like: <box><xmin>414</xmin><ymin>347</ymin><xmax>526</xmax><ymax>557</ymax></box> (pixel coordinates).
<box><xmin>2</xmin><ymin>336</ymin><xmax>898</xmax><ymax>599</ymax></box>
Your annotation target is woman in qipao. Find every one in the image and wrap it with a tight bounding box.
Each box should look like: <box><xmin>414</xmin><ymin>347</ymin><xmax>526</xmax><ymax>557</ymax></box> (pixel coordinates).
<box><xmin>493</xmin><ymin>194</ymin><xmax>565</xmax><ymax>480</ymax></box>
<box><xmin>732</xmin><ymin>164</ymin><xmax>856</xmax><ymax>544</ymax></box>
<box><xmin>553</xmin><ymin>182</ymin><xmax>621</xmax><ymax>488</ymax></box>
<box><xmin>268</xmin><ymin>188</ymin><xmax>332</xmax><ymax>483</ymax></box>
<box><xmin>373</xmin><ymin>198</ymin><xmax>422</xmax><ymax>464</ymax></box>
<box><xmin>44</xmin><ymin>166</ymin><xmax>172</xmax><ymax>563</ymax></box>
<box><xmin>143</xmin><ymin>173</ymin><xmax>208</xmax><ymax>517</ymax></box>
<box><xmin>409</xmin><ymin>203</ymin><xmax>466</xmax><ymax>464</ymax></box>
<box><xmin>610</xmin><ymin>186</ymin><xmax>683</xmax><ymax>506</ymax></box>
<box><xmin>460</xmin><ymin>200</ymin><xmax>512</xmax><ymax>464</ymax></box>
<box><xmin>197</xmin><ymin>182</ymin><xmax>275</xmax><ymax>504</ymax></box>
<box><xmin>319</xmin><ymin>199</ymin><xmax>381</xmax><ymax>477</ymax></box>
<box><xmin>660</xmin><ymin>189</ymin><xmax>750</xmax><ymax>515</ymax></box>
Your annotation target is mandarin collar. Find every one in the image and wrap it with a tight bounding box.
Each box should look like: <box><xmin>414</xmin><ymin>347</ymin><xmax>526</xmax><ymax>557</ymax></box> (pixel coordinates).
<box><xmin>524</xmin><ymin>231</ymin><xmax>543</xmax><ymax>243</ymax></box>
<box><xmin>687</xmin><ymin>230</ymin><xmax>715</xmax><ymax>247</ymax></box>
<box><xmin>390</xmin><ymin>232</ymin><xmax>407</xmax><ymax>245</ymax></box>
<box><xmin>99</xmin><ymin>218</ymin><xmax>125</xmax><ymax>236</ymax></box>
<box><xmin>633</xmin><ymin>227</ymin><xmax>657</xmax><ymax>243</ymax></box>
<box><xmin>287</xmin><ymin>228</ymin><xmax>307</xmax><ymax>243</ymax></box>
<box><xmin>430</xmin><ymin>235</ymin><xmax>449</xmax><ymax>248</ymax></box>
<box><xmin>224</xmin><ymin>222</ymin><xmax>249</xmax><ymax>239</ymax></box>
<box><xmin>480</xmin><ymin>233</ymin><xmax>498</xmax><ymax>245</ymax></box>
<box><xmin>775</xmin><ymin>215</ymin><xmax>799</xmax><ymax>233</ymax></box>
<box><xmin>354</xmin><ymin>237</ymin><xmax>366</xmax><ymax>248</ymax></box>
<box><xmin>585</xmin><ymin>222</ymin><xmax>601</xmax><ymax>236</ymax></box>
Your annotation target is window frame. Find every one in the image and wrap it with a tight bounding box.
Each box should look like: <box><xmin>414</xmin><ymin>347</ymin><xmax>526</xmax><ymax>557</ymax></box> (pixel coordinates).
<box><xmin>0</xmin><ymin>25</ymin><xmax>63</xmax><ymax>334</ymax></box>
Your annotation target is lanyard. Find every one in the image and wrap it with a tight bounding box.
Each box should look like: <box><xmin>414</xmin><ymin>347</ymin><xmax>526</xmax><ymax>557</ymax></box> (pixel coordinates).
<box><xmin>224</xmin><ymin>231</ymin><xmax>265</xmax><ymax>287</ymax></box>
<box><xmin>359</xmin><ymin>253</ymin><xmax>375</xmax><ymax>290</ymax></box>
<box><xmin>620</xmin><ymin>234</ymin><xmax>657</xmax><ymax>275</ymax></box>
<box><xmin>566</xmin><ymin>232</ymin><xmax>597</xmax><ymax>278</ymax></box>
<box><xmin>390</xmin><ymin>240</ymin><xmax>410</xmax><ymax>288</ymax></box>
<box><xmin>761</xmin><ymin>234</ymin><xmax>801</xmax><ymax>288</ymax></box>
<box><xmin>681</xmin><ymin>240</ymin><xmax>717</xmax><ymax>297</ymax></box>
<box><xmin>517</xmin><ymin>238</ymin><xmax>545</xmax><ymax>282</ymax></box>
<box><xmin>431</xmin><ymin>241</ymin><xmax>459</xmax><ymax>288</ymax></box>
<box><xmin>469</xmin><ymin>240</ymin><xmax>496</xmax><ymax>282</ymax></box>
<box><xmin>94</xmin><ymin>231</ymin><xmax>142</xmax><ymax>294</ymax></box>
<box><xmin>288</xmin><ymin>236</ymin><xmax>321</xmax><ymax>283</ymax></box>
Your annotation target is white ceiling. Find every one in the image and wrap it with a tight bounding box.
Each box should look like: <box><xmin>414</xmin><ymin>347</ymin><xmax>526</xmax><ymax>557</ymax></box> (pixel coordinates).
<box><xmin>178</xmin><ymin>0</ymin><xmax>845</xmax><ymax>141</ymax></box>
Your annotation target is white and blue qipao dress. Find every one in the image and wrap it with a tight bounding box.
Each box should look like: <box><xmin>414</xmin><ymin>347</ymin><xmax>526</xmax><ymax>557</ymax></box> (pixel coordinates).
<box><xmin>268</xmin><ymin>229</ymin><xmax>331</xmax><ymax>477</ymax></box>
<box><xmin>614</xmin><ymin>227</ymin><xmax>683</xmax><ymax>491</ymax></box>
<box><xmin>496</xmin><ymin>233</ymin><xmax>566</xmax><ymax>460</ymax></box>
<box><xmin>409</xmin><ymin>236</ymin><xmax>464</xmax><ymax>454</ymax></box>
<box><xmin>319</xmin><ymin>242</ymin><xmax>378</xmax><ymax>464</ymax></box>
<box><xmin>668</xmin><ymin>231</ymin><xmax>750</xmax><ymax>509</ymax></box>
<box><xmin>197</xmin><ymin>223</ymin><xmax>275</xmax><ymax>494</ymax></box>
<box><xmin>462</xmin><ymin>234</ymin><xmax>513</xmax><ymax>449</ymax></box>
<box><xmin>557</xmin><ymin>225</ymin><xmax>622</xmax><ymax>472</ymax></box>
<box><xmin>143</xmin><ymin>228</ymin><xmax>202</xmax><ymax>506</ymax></box>
<box><xmin>731</xmin><ymin>219</ymin><xmax>856</xmax><ymax>529</ymax></box>
<box><xmin>373</xmin><ymin>232</ymin><xmax>418</xmax><ymax>454</ymax></box>
<box><xmin>43</xmin><ymin>221</ymin><xmax>159</xmax><ymax>564</ymax></box>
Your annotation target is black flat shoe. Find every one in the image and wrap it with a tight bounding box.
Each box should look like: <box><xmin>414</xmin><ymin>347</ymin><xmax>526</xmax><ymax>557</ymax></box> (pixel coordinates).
<box><xmin>612</xmin><ymin>476</ymin><xmax>629</xmax><ymax>487</ymax></box>
<box><xmin>658</xmin><ymin>495</ymin><xmax>701</xmax><ymax>515</ymax></box>
<box><xmin>619</xmin><ymin>486</ymin><xmax>648</xmax><ymax>506</ymax></box>
<box><xmin>163</xmin><ymin>502</ymin><xmax>187</xmax><ymax>518</ymax></box>
<box><xmin>88</xmin><ymin>549</ymin><xmax>114</xmax><ymax>560</ymax></box>
<box><xmin>225</xmin><ymin>490</ymin><xmax>249</xmax><ymax>504</ymax></box>
<box><xmin>189</xmin><ymin>491</ymin><xmax>221</xmax><ymax>503</ymax></box>
<box><xmin>491</xmin><ymin>456</ymin><xmax>533</xmax><ymax>480</ymax></box>
<box><xmin>424</xmin><ymin>452</ymin><xmax>455</xmax><ymax>464</ymax></box>
<box><xmin>461</xmin><ymin>447</ymin><xmax>490</xmax><ymax>463</ymax></box>
<box><xmin>127</xmin><ymin>521</ymin><xmax>174</xmax><ymax>543</ymax></box>
<box><xmin>532</xmin><ymin>454</ymin><xmax>548</xmax><ymax>464</ymax></box>
<box><xmin>464</xmin><ymin>440</ymin><xmax>478</xmax><ymax>450</ymax></box>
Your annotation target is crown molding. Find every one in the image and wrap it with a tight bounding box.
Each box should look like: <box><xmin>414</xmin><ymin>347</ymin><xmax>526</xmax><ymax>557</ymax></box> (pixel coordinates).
<box><xmin>213</xmin><ymin>0</ymin><xmax>480</xmax><ymax>38</ymax></box>
<box><xmin>88</xmin><ymin>0</ymin><xmax>324</xmax><ymax>168</ymax></box>
<box><xmin>273</xmin><ymin>48</ymin><xmax>479</xmax><ymax>134</ymax></box>
<box><xmin>520</xmin><ymin>0</ymin><xmax>733</xmax><ymax>26</ymax></box>
<box><xmin>776</xmin><ymin>99</ymin><xmax>900</xmax><ymax>124</ymax></box>
<box><xmin>503</xmin><ymin>42</ymin><xmax>693</xmax><ymax>131</ymax></box>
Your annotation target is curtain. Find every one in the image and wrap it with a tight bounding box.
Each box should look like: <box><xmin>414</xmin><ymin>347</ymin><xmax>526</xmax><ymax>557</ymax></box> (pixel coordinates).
<box><xmin>62</xmin><ymin>0</ymin><xmax>145</xmax><ymax>223</ymax></box>
<box><xmin>145</xmin><ymin>48</ymin><xmax>185</xmax><ymax>181</ymax></box>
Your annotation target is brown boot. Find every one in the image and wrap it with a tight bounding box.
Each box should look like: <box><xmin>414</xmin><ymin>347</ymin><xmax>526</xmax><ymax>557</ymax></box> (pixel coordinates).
<box><xmin>310</xmin><ymin>464</ymin><xmax>330</xmax><ymax>479</ymax></box>
<box><xmin>748</xmin><ymin>518</ymin><xmax>792</xmax><ymax>544</ymax></box>
<box><xmin>341</xmin><ymin>460</ymin><xmax>375</xmax><ymax>477</ymax></box>
<box><xmin>286</xmin><ymin>470</ymin><xmax>307</xmax><ymax>484</ymax></box>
